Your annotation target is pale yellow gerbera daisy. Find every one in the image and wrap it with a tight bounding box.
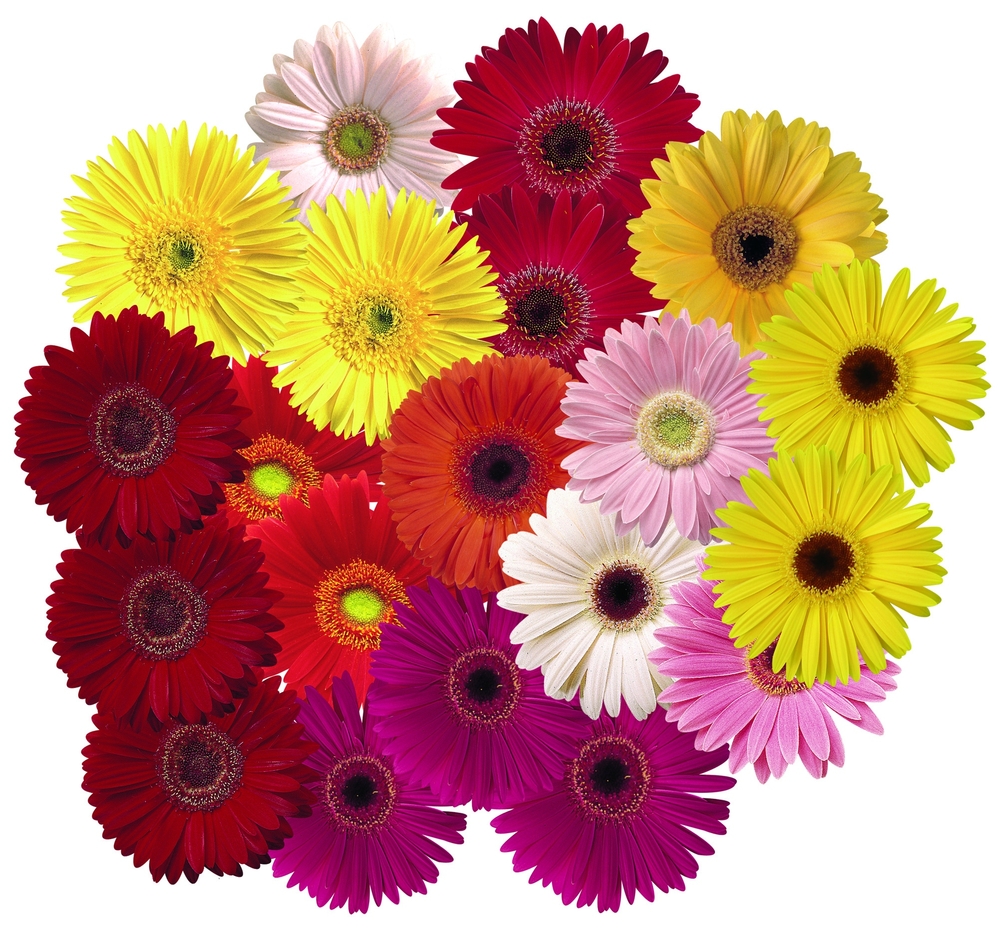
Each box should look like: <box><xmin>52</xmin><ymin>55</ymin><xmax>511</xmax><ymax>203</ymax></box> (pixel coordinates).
<box><xmin>58</xmin><ymin>123</ymin><xmax>306</xmax><ymax>362</ymax></box>
<box><xmin>264</xmin><ymin>186</ymin><xmax>506</xmax><ymax>443</ymax></box>
<box><xmin>628</xmin><ymin>110</ymin><xmax>887</xmax><ymax>351</ymax></box>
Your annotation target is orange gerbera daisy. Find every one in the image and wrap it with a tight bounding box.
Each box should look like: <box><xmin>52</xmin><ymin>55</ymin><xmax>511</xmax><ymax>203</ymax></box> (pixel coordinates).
<box><xmin>381</xmin><ymin>355</ymin><xmax>578</xmax><ymax>592</ymax></box>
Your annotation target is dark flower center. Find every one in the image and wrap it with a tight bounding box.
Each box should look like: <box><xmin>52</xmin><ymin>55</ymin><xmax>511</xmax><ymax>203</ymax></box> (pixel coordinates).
<box><xmin>89</xmin><ymin>382</ymin><xmax>178</xmax><ymax>477</ymax></box>
<box><xmin>712</xmin><ymin>205</ymin><xmax>799</xmax><ymax>291</ymax></box>
<box><xmin>541</xmin><ymin>122</ymin><xmax>593</xmax><ymax>172</ymax></box>
<box><xmin>446</xmin><ymin>647</ymin><xmax>521</xmax><ymax>727</ymax></box>
<box><xmin>324</xmin><ymin>754</ymin><xmax>397</xmax><ymax>831</ymax></box>
<box><xmin>121</xmin><ymin>566</ymin><xmax>209</xmax><ymax>661</ymax></box>
<box><xmin>469</xmin><ymin>443</ymin><xmax>531</xmax><ymax>500</ymax></box>
<box><xmin>451</xmin><ymin>427</ymin><xmax>547</xmax><ymax>518</ymax></box>
<box><xmin>156</xmin><ymin>724</ymin><xmax>244</xmax><ymax>811</ymax></box>
<box><xmin>793</xmin><ymin>532</ymin><xmax>856</xmax><ymax>593</ymax></box>
<box><xmin>589</xmin><ymin>561</ymin><xmax>658</xmax><ymax>630</ymax></box>
<box><xmin>514</xmin><ymin>287</ymin><xmax>566</xmax><ymax>337</ymax></box>
<box><xmin>837</xmin><ymin>345</ymin><xmax>901</xmax><ymax>406</ymax></box>
<box><xmin>745</xmin><ymin>641</ymin><xmax>808</xmax><ymax>696</ymax></box>
<box><xmin>568</xmin><ymin>734</ymin><xmax>650</xmax><ymax>821</ymax></box>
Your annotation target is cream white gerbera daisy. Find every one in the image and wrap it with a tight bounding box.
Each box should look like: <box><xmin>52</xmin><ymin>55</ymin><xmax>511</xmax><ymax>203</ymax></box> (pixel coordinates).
<box><xmin>246</xmin><ymin>22</ymin><xmax>461</xmax><ymax>218</ymax></box>
<box><xmin>497</xmin><ymin>487</ymin><xmax>701</xmax><ymax>720</ymax></box>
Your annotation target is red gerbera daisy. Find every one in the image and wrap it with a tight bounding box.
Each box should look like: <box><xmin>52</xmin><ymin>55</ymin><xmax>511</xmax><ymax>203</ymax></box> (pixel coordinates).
<box><xmin>15</xmin><ymin>307</ymin><xmax>248</xmax><ymax>547</ymax></box>
<box><xmin>47</xmin><ymin>512</ymin><xmax>281</xmax><ymax>727</ymax></box>
<box><xmin>432</xmin><ymin>19</ymin><xmax>700</xmax><ymax>214</ymax></box>
<box><xmin>251</xmin><ymin>472</ymin><xmax>428</xmax><ymax>703</ymax></box>
<box><xmin>381</xmin><ymin>354</ymin><xmax>577</xmax><ymax>592</ymax></box>
<box><xmin>457</xmin><ymin>185</ymin><xmax>656</xmax><ymax>376</ymax></box>
<box><xmin>82</xmin><ymin>676</ymin><xmax>315</xmax><ymax>884</ymax></box>
<box><xmin>221</xmin><ymin>357</ymin><xmax>383</xmax><ymax>527</ymax></box>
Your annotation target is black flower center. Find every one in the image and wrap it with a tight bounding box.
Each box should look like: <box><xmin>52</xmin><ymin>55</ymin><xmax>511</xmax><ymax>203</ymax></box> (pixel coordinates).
<box><xmin>838</xmin><ymin>345</ymin><xmax>900</xmax><ymax>406</ymax></box>
<box><xmin>468</xmin><ymin>442</ymin><xmax>531</xmax><ymax>501</ymax></box>
<box><xmin>89</xmin><ymin>383</ymin><xmax>178</xmax><ymax>477</ymax></box>
<box><xmin>568</xmin><ymin>734</ymin><xmax>650</xmax><ymax>821</ymax></box>
<box><xmin>342</xmin><ymin>773</ymin><xmax>378</xmax><ymax>809</ymax></box>
<box><xmin>590</xmin><ymin>562</ymin><xmax>656</xmax><ymax>628</ymax></box>
<box><xmin>514</xmin><ymin>287</ymin><xmax>567</xmax><ymax>337</ymax></box>
<box><xmin>589</xmin><ymin>756</ymin><xmax>629</xmax><ymax>795</ymax></box>
<box><xmin>465</xmin><ymin>666</ymin><xmax>502</xmax><ymax>703</ymax></box>
<box><xmin>541</xmin><ymin>122</ymin><xmax>593</xmax><ymax>172</ymax></box>
<box><xmin>156</xmin><ymin>724</ymin><xmax>244</xmax><ymax>812</ymax></box>
<box><xmin>446</xmin><ymin>647</ymin><xmax>521</xmax><ymax>727</ymax></box>
<box><xmin>740</xmin><ymin>233</ymin><xmax>774</xmax><ymax>265</ymax></box>
<box><xmin>121</xmin><ymin>566</ymin><xmax>209</xmax><ymax>661</ymax></box>
<box><xmin>324</xmin><ymin>755</ymin><xmax>397</xmax><ymax>831</ymax></box>
<box><xmin>178</xmin><ymin>740</ymin><xmax>223</xmax><ymax>789</ymax></box>
<box><xmin>794</xmin><ymin>532</ymin><xmax>856</xmax><ymax>593</ymax></box>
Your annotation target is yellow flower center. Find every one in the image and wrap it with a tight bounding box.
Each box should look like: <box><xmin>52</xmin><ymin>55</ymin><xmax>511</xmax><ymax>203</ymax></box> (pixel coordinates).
<box><xmin>635</xmin><ymin>391</ymin><xmax>715</xmax><ymax>467</ymax></box>
<box><xmin>712</xmin><ymin>205</ymin><xmax>798</xmax><ymax>291</ymax></box>
<box><xmin>222</xmin><ymin>433</ymin><xmax>321</xmax><ymax>521</ymax></box>
<box><xmin>313</xmin><ymin>559</ymin><xmax>407</xmax><ymax>650</ymax></box>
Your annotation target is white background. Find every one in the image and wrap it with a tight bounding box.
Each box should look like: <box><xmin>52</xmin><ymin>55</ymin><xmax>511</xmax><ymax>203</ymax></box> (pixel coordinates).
<box><xmin>3</xmin><ymin>0</ymin><xmax>996</xmax><ymax>938</ymax></box>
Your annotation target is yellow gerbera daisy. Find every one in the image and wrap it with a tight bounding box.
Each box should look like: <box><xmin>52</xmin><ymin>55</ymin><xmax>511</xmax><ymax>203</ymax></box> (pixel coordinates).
<box><xmin>58</xmin><ymin>123</ymin><xmax>306</xmax><ymax>362</ymax></box>
<box><xmin>704</xmin><ymin>446</ymin><xmax>944</xmax><ymax>687</ymax></box>
<box><xmin>751</xmin><ymin>260</ymin><xmax>988</xmax><ymax>485</ymax></box>
<box><xmin>264</xmin><ymin>187</ymin><xmax>506</xmax><ymax>444</ymax></box>
<box><xmin>628</xmin><ymin>110</ymin><xmax>887</xmax><ymax>351</ymax></box>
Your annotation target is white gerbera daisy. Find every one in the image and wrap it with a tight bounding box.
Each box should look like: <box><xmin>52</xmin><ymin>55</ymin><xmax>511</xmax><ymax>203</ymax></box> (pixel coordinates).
<box><xmin>498</xmin><ymin>488</ymin><xmax>701</xmax><ymax>720</ymax></box>
<box><xmin>246</xmin><ymin>22</ymin><xmax>461</xmax><ymax>218</ymax></box>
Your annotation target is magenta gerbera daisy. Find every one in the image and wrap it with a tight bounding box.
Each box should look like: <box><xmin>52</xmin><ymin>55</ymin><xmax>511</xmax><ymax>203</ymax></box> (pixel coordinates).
<box><xmin>492</xmin><ymin>707</ymin><xmax>733</xmax><ymax>911</ymax></box>
<box><xmin>557</xmin><ymin>312</ymin><xmax>774</xmax><ymax>545</ymax></box>
<box><xmin>82</xmin><ymin>676</ymin><xmax>315</xmax><ymax>884</ymax></box>
<box><xmin>368</xmin><ymin>578</ymin><xmax>591</xmax><ymax>810</ymax></box>
<box><xmin>47</xmin><ymin>512</ymin><xmax>281</xmax><ymax>727</ymax></box>
<box><xmin>15</xmin><ymin>307</ymin><xmax>248</xmax><ymax>547</ymax></box>
<box><xmin>456</xmin><ymin>185</ymin><xmax>656</xmax><ymax>375</ymax></box>
<box><xmin>271</xmin><ymin>674</ymin><xmax>466</xmax><ymax>913</ymax></box>
<box><xmin>432</xmin><ymin>18</ymin><xmax>700</xmax><ymax>215</ymax></box>
<box><xmin>650</xmin><ymin>575</ymin><xmax>901</xmax><ymax>782</ymax></box>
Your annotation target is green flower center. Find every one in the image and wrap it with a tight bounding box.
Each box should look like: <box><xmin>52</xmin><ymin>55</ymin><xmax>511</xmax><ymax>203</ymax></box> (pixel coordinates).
<box><xmin>249</xmin><ymin>461</ymin><xmax>295</xmax><ymax>500</ymax></box>
<box><xmin>168</xmin><ymin>238</ymin><xmax>198</xmax><ymax>271</ymax></box>
<box><xmin>340</xmin><ymin>586</ymin><xmax>384</xmax><ymax>624</ymax></box>
<box><xmin>325</xmin><ymin>106</ymin><xmax>390</xmax><ymax>173</ymax></box>
<box><xmin>367</xmin><ymin>302</ymin><xmax>397</xmax><ymax>336</ymax></box>
<box><xmin>636</xmin><ymin>391</ymin><xmax>716</xmax><ymax>467</ymax></box>
<box><xmin>338</xmin><ymin>122</ymin><xmax>375</xmax><ymax>159</ymax></box>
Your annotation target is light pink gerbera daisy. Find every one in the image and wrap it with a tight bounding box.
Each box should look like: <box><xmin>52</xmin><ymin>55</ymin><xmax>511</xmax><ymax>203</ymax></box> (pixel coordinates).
<box><xmin>246</xmin><ymin>22</ymin><xmax>460</xmax><ymax>218</ymax></box>
<box><xmin>650</xmin><ymin>575</ymin><xmax>901</xmax><ymax>783</ymax></box>
<box><xmin>556</xmin><ymin>312</ymin><xmax>774</xmax><ymax>545</ymax></box>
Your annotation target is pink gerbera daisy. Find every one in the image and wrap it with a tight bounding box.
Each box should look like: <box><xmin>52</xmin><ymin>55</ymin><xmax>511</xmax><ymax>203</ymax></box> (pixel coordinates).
<box><xmin>650</xmin><ymin>575</ymin><xmax>901</xmax><ymax>783</ymax></box>
<box><xmin>557</xmin><ymin>312</ymin><xmax>774</xmax><ymax>545</ymax></box>
<box><xmin>432</xmin><ymin>19</ymin><xmax>700</xmax><ymax>215</ymax></box>
<box><xmin>368</xmin><ymin>578</ymin><xmax>590</xmax><ymax>810</ymax></box>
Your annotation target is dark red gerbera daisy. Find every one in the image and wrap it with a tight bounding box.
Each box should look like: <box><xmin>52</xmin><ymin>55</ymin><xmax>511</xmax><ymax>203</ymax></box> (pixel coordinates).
<box><xmin>457</xmin><ymin>185</ymin><xmax>656</xmax><ymax>375</ymax></box>
<box><xmin>250</xmin><ymin>472</ymin><xmax>429</xmax><ymax>703</ymax></box>
<box><xmin>433</xmin><ymin>19</ymin><xmax>700</xmax><ymax>214</ymax></box>
<box><xmin>221</xmin><ymin>356</ymin><xmax>383</xmax><ymax>527</ymax></box>
<box><xmin>47</xmin><ymin>512</ymin><xmax>281</xmax><ymax>727</ymax></box>
<box><xmin>82</xmin><ymin>676</ymin><xmax>315</xmax><ymax>884</ymax></box>
<box><xmin>15</xmin><ymin>307</ymin><xmax>248</xmax><ymax>547</ymax></box>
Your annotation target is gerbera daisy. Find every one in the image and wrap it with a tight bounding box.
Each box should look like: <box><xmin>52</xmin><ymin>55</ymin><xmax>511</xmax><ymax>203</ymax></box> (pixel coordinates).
<box><xmin>650</xmin><ymin>574</ymin><xmax>901</xmax><ymax>782</ymax></box>
<box><xmin>557</xmin><ymin>312</ymin><xmax>774</xmax><ymax>545</ymax></box>
<box><xmin>498</xmin><ymin>487</ymin><xmax>701</xmax><ymax>719</ymax></box>
<box><xmin>58</xmin><ymin>122</ymin><xmax>305</xmax><ymax>361</ymax></box>
<box><xmin>221</xmin><ymin>356</ymin><xmax>382</xmax><ymax>527</ymax></box>
<box><xmin>47</xmin><ymin>513</ymin><xmax>281</xmax><ymax>727</ymax></box>
<box><xmin>382</xmin><ymin>354</ymin><xmax>576</xmax><ymax>592</ymax></box>
<box><xmin>264</xmin><ymin>186</ymin><xmax>506</xmax><ymax>444</ymax></box>
<box><xmin>750</xmin><ymin>260</ymin><xmax>988</xmax><ymax>486</ymax></box>
<box><xmin>15</xmin><ymin>308</ymin><xmax>248</xmax><ymax>548</ymax></box>
<box><xmin>433</xmin><ymin>19</ymin><xmax>701</xmax><ymax>215</ymax></box>
<box><xmin>368</xmin><ymin>578</ymin><xmax>591</xmax><ymax>810</ymax></box>
<box><xmin>82</xmin><ymin>676</ymin><xmax>315</xmax><ymax>884</ymax></box>
<box><xmin>251</xmin><ymin>472</ymin><xmax>428</xmax><ymax>703</ymax></box>
<box><xmin>456</xmin><ymin>185</ymin><xmax>656</xmax><ymax>375</ymax></box>
<box><xmin>704</xmin><ymin>446</ymin><xmax>945</xmax><ymax>687</ymax></box>
<box><xmin>492</xmin><ymin>707</ymin><xmax>733</xmax><ymax>911</ymax></box>
<box><xmin>628</xmin><ymin>110</ymin><xmax>888</xmax><ymax>351</ymax></box>
<box><xmin>246</xmin><ymin>22</ymin><xmax>461</xmax><ymax>218</ymax></box>
<box><xmin>271</xmin><ymin>675</ymin><xmax>466</xmax><ymax>913</ymax></box>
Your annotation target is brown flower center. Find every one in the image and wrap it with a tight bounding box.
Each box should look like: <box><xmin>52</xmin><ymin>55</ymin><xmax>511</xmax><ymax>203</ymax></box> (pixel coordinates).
<box><xmin>712</xmin><ymin>205</ymin><xmax>798</xmax><ymax>291</ymax></box>
<box><xmin>837</xmin><ymin>344</ymin><xmax>903</xmax><ymax>407</ymax></box>
<box><xmin>89</xmin><ymin>382</ymin><xmax>177</xmax><ymax>477</ymax></box>
<box><xmin>745</xmin><ymin>641</ymin><xmax>808</xmax><ymax>696</ymax></box>
<box><xmin>793</xmin><ymin>532</ymin><xmax>856</xmax><ymax>593</ymax></box>
<box><xmin>121</xmin><ymin>566</ymin><xmax>209</xmax><ymax>660</ymax></box>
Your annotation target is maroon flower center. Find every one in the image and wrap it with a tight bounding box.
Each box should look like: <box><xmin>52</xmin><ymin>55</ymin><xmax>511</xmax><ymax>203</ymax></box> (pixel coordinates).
<box><xmin>567</xmin><ymin>733</ymin><xmax>650</xmax><ymax>822</ymax></box>
<box><xmin>451</xmin><ymin>426</ymin><xmax>548</xmax><ymax>518</ymax></box>
<box><xmin>837</xmin><ymin>345</ymin><xmax>901</xmax><ymax>406</ymax></box>
<box><xmin>89</xmin><ymin>382</ymin><xmax>177</xmax><ymax>477</ymax></box>
<box><xmin>793</xmin><ymin>532</ymin><xmax>856</xmax><ymax>593</ymax></box>
<box><xmin>445</xmin><ymin>647</ymin><xmax>522</xmax><ymax>728</ymax></box>
<box><xmin>589</xmin><ymin>561</ymin><xmax>659</xmax><ymax>632</ymax></box>
<box><xmin>495</xmin><ymin>265</ymin><xmax>592</xmax><ymax>368</ymax></box>
<box><xmin>517</xmin><ymin>99</ymin><xmax>618</xmax><ymax>197</ymax></box>
<box><xmin>323</xmin><ymin>754</ymin><xmax>397</xmax><ymax>832</ymax></box>
<box><xmin>121</xmin><ymin>566</ymin><xmax>209</xmax><ymax>660</ymax></box>
<box><xmin>745</xmin><ymin>641</ymin><xmax>808</xmax><ymax>696</ymax></box>
<box><xmin>156</xmin><ymin>724</ymin><xmax>244</xmax><ymax>811</ymax></box>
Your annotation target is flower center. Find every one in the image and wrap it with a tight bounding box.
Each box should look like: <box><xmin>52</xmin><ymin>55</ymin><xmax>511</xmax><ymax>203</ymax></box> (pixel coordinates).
<box><xmin>792</xmin><ymin>531</ymin><xmax>858</xmax><ymax>594</ymax></box>
<box><xmin>120</xmin><ymin>566</ymin><xmax>210</xmax><ymax>660</ymax></box>
<box><xmin>445</xmin><ymin>647</ymin><xmax>522</xmax><ymax>728</ymax></box>
<box><xmin>567</xmin><ymin>733</ymin><xmax>650</xmax><ymax>822</ymax></box>
<box><xmin>126</xmin><ymin>201</ymin><xmax>232</xmax><ymax>310</ymax></box>
<box><xmin>324</xmin><ymin>106</ymin><xmax>391</xmax><ymax>172</ymax></box>
<box><xmin>588</xmin><ymin>560</ymin><xmax>660</xmax><ymax>632</ymax></box>
<box><xmin>88</xmin><ymin>382</ymin><xmax>178</xmax><ymax>477</ymax></box>
<box><xmin>156</xmin><ymin>724</ymin><xmax>244</xmax><ymax>812</ymax></box>
<box><xmin>495</xmin><ymin>265</ymin><xmax>592</xmax><ymax>368</ymax></box>
<box><xmin>313</xmin><ymin>559</ymin><xmax>407</xmax><ymax>650</ymax></box>
<box><xmin>517</xmin><ymin>99</ymin><xmax>619</xmax><ymax>197</ymax></box>
<box><xmin>222</xmin><ymin>433</ymin><xmax>321</xmax><ymax>521</ymax></box>
<box><xmin>712</xmin><ymin>205</ymin><xmax>799</xmax><ymax>291</ymax></box>
<box><xmin>635</xmin><ymin>391</ymin><xmax>716</xmax><ymax>467</ymax></box>
<box><xmin>836</xmin><ymin>344</ymin><xmax>906</xmax><ymax>409</ymax></box>
<box><xmin>745</xmin><ymin>641</ymin><xmax>808</xmax><ymax>696</ymax></box>
<box><xmin>323</xmin><ymin>754</ymin><xmax>397</xmax><ymax>831</ymax></box>
<box><xmin>450</xmin><ymin>426</ymin><xmax>549</xmax><ymax>518</ymax></box>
